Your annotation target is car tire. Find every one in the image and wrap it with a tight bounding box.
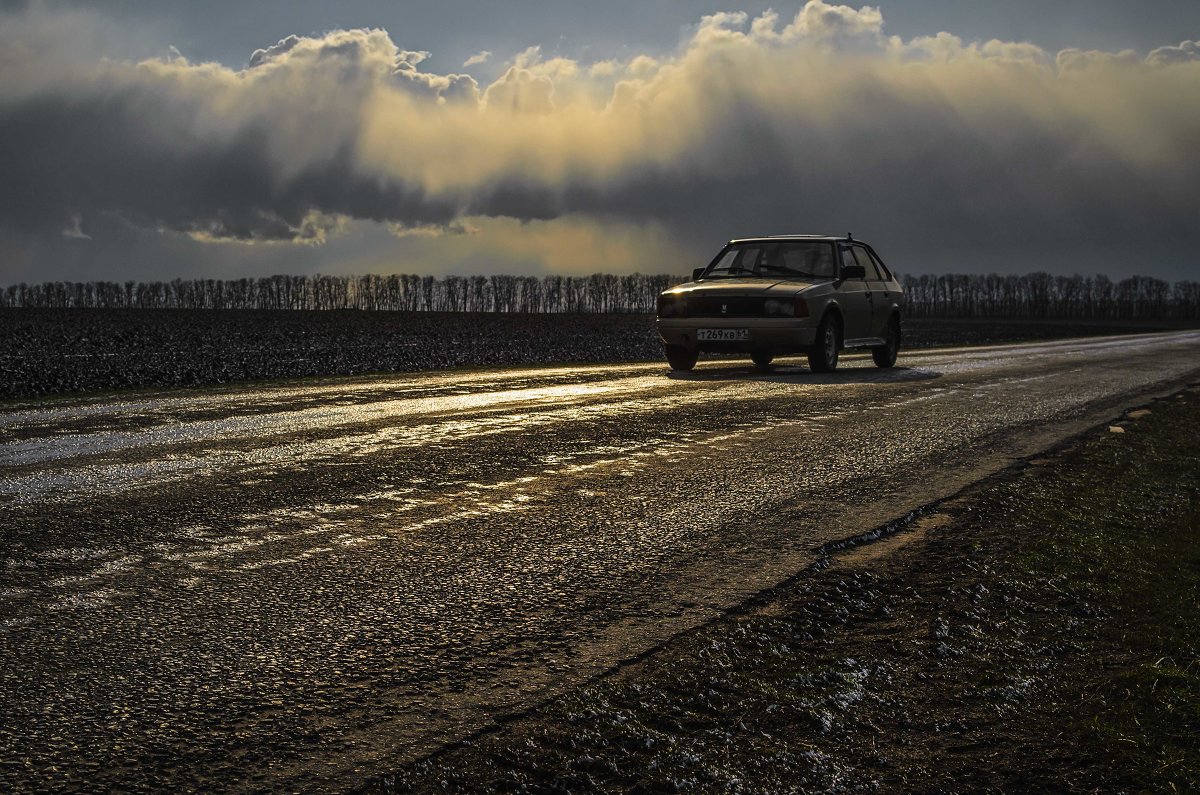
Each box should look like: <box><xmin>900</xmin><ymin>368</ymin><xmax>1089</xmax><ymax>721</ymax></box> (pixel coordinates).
<box><xmin>665</xmin><ymin>345</ymin><xmax>699</xmax><ymax>371</ymax></box>
<box><xmin>808</xmin><ymin>313</ymin><xmax>841</xmax><ymax>373</ymax></box>
<box><xmin>751</xmin><ymin>352</ymin><xmax>774</xmax><ymax>371</ymax></box>
<box><xmin>872</xmin><ymin>317</ymin><xmax>900</xmax><ymax>368</ymax></box>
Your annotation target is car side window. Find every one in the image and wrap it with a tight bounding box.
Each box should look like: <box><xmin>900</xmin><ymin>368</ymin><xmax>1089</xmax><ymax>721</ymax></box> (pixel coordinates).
<box><xmin>852</xmin><ymin>246</ymin><xmax>883</xmax><ymax>280</ymax></box>
<box><xmin>840</xmin><ymin>247</ymin><xmax>861</xmax><ymax>278</ymax></box>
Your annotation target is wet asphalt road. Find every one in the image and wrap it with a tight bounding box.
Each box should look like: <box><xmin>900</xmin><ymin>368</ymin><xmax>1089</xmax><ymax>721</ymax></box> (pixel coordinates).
<box><xmin>2</xmin><ymin>331</ymin><xmax>1199</xmax><ymax>792</ymax></box>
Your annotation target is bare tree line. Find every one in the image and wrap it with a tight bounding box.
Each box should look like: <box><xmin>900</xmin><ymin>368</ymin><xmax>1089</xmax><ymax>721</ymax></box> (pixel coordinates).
<box><xmin>901</xmin><ymin>273</ymin><xmax>1200</xmax><ymax>320</ymax></box>
<box><xmin>0</xmin><ymin>273</ymin><xmax>681</xmax><ymax>314</ymax></box>
<box><xmin>2</xmin><ymin>272</ymin><xmax>1198</xmax><ymax>319</ymax></box>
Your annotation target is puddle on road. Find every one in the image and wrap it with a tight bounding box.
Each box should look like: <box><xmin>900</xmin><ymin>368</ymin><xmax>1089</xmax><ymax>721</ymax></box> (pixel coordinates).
<box><xmin>0</xmin><ymin>380</ymin><xmax>652</xmax><ymax>467</ymax></box>
<box><xmin>0</xmin><ymin>362</ymin><xmax>672</xmax><ymax>431</ymax></box>
<box><xmin>0</xmin><ymin>383</ymin><xmax>807</xmax><ymax>505</ymax></box>
<box><xmin>2</xmin><ymin>414</ymin><xmax>828</xmax><ymax>616</ymax></box>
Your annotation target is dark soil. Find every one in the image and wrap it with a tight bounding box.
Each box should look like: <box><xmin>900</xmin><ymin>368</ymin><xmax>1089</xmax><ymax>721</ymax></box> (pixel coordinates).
<box><xmin>898</xmin><ymin>316</ymin><xmax>1198</xmax><ymax>348</ymax></box>
<box><xmin>1</xmin><ymin>309</ymin><xmax>1195</xmax><ymax>399</ymax></box>
<box><xmin>0</xmin><ymin>310</ymin><xmax>659</xmax><ymax>398</ymax></box>
<box><xmin>366</xmin><ymin>387</ymin><xmax>1200</xmax><ymax>793</ymax></box>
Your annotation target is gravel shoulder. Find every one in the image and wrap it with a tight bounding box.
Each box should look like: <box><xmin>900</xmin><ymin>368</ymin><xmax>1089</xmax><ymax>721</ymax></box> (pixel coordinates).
<box><xmin>370</xmin><ymin>386</ymin><xmax>1200</xmax><ymax>793</ymax></box>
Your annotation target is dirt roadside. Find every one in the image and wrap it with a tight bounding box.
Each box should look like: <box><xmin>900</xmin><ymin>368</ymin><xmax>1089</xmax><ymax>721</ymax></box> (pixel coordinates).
<box><xmin>366</xmin><ymin>386</ymin><xmax>1200</xmax><ymax>793</ymax></box>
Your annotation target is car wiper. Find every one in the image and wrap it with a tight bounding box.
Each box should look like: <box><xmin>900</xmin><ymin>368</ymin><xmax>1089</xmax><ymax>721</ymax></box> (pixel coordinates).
<box><xmin>707</xmin><ymin>267</ymin><xmax>760</xmax><ymax>277</ymax></box>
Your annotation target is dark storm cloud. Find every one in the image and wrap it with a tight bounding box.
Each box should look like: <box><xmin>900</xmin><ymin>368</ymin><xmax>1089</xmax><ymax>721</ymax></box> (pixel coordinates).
<box><xmin>1</xmin><ymin>1</ymin><xmax>1199</xmax><ymax>278</ymax></box>
<box><xmin>0</xmin><ymin>24</ymin><xmax>467</xmax><ymax>244</ymax></box>
<box><xmin>0</xmin><ymin>90</ymin><xmax>459</xmax><ymax>242</ymax></box>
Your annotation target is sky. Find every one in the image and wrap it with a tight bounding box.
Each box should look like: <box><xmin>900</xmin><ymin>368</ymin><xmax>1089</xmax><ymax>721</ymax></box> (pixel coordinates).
<box><xmin>1</xmin><ymin>0</ymin><xmax>1198</xmax><ymax>283</ymax></box>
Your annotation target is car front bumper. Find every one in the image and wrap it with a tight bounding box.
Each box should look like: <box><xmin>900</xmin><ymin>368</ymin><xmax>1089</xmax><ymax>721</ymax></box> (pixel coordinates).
<box><xmin>656</xmin><ymin>317</ymin><xmax>818</xmax><ymax>353</ymax></box>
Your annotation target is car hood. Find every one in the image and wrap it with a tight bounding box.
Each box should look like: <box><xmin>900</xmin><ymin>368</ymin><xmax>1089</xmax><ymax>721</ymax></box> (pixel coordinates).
<box><xmin>670</xmin><ymin>278</ymin><xmax>818</xmax><ymax>296</ymax></box>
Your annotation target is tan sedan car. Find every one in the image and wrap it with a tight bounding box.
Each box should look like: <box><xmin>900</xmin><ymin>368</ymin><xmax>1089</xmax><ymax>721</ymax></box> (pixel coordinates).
<box><xmin>656</xmin><ymin>235</ymin><xmax>904</xmax><ymax>372</ymax></box>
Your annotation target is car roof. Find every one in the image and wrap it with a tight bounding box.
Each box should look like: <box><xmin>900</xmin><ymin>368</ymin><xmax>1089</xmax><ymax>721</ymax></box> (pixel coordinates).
<box><xmin>726</xmin><ymin>234</ymin><xmax>858</xmax><ymax>244</ymax></box>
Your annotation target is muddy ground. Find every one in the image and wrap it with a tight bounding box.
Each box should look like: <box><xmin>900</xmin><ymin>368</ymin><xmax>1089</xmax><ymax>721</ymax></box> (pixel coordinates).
<box><xmin>370</xmin><ymin>387</ymin><xmax>1200</xmax><ymax>793</ymax></box>
<box><xmin>2</xmin><ymin>309</ymin><xmax>1196</xmax><ymax>398</ymax></box>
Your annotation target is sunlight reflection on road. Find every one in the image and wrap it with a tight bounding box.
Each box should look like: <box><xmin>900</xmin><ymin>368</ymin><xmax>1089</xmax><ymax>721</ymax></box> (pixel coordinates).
<box><xmin>3</xmin><ymin>332</ymin><xmax>1199</xmax><ymax>508</ymax></box>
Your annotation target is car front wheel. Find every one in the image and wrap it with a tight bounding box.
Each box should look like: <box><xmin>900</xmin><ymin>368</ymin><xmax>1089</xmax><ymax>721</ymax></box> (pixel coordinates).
<box><xmin>872</xmin><ymin>317</ymin><xmax>900</xmax><ymax>368</ymax></box>
<box><xmin>808</xmin><ymin>314</ymin><xmax>840</xmax><ymax>373</ymax></box>
<box><xmin>665</xmin><ymin>345</ymin><xmax>699</xmax><ymax>371</ymax></box>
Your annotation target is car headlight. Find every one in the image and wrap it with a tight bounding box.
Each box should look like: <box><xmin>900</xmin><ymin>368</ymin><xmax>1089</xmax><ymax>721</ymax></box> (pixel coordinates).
<box><xmin>763</xmin><ymin>298</ymin><xmax>796</xmax><ymax>317</ymax></box>
<box><xmin>657</xmin><ymin>294</ymin><xmax>686</xmax><ymax>317</ymax></box>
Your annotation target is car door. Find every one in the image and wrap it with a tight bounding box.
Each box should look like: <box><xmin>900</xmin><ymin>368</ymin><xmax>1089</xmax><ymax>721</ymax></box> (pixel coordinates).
<box><xmin>861</xmin><ymin>246</ymin><xmax>900</xmax><ymax>335</ymax></box>
<box><xmin>853</xmin><ymin>245</ymin><xmax>889</xmax><ymax>338</ymax></box>
<box><xmin>837</xmin><ymin>245</ymin><xmax>873</xmax><ymax>341</ymax></box>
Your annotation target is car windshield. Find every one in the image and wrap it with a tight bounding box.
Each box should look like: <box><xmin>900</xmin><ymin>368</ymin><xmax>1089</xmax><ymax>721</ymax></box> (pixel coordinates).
<box><xmin>704</xmin><ymin>241</ymin><xmax>836</xmax><ymax>280</ymax></box>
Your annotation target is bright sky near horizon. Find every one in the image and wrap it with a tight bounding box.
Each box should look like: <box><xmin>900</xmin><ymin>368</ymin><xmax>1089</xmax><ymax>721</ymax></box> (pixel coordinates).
<box><xmin>1</xmin><ymin>0</ymin><xmax>1198</xmax><ymax>282</ymax></box>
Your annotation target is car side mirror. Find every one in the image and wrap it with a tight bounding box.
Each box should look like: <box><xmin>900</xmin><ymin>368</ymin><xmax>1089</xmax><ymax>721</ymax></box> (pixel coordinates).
<box><xmin>840</xmin><ymin>264</ymin><xmax>866</xmax><ymax>280</ymax></box>
<box><xmin>692</xmin><ymin>267</ymin><xmax>706</xmax><ymax>281</ymax></box>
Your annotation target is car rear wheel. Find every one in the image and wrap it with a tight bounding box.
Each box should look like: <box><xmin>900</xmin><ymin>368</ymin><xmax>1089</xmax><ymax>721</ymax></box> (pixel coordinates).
<box><xmin>872</xmin><ymin>317</ymin><xmax>900</xmax><ymax>368</ymax></box>
<box><xmin>665</xmin><ymin>345</ymin><xmax>699</xmax><ymax>371</ymax></box>
<box><xmin>808</xmin><ymin>314</ymin><xmax>840</xmax><ymax>373</ymax></box>
<box><xmin>751</xmin><ymin>351</ymin><xmax>774</xmax><ymax>371</ymax></box>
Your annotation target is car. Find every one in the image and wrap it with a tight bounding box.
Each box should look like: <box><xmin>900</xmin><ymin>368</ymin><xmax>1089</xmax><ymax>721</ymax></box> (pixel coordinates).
<box><xmin>655</xmin><ymin>235</ymin><xmax>904</xmax><ymax>372</ymax></box>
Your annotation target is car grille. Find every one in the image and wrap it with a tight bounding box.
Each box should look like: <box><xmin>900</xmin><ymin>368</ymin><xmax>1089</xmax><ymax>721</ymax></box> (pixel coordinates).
<box><xmin>686</xmin><ymin>297</ymin><xmax>765</xmax><ymax>317</ymax></box>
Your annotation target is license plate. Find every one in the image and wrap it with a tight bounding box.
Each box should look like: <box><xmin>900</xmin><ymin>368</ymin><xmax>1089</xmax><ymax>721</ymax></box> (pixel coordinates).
<box><xmin>697</xmin><ymin>328</ymin><xmax>750</xmax><ymax>341</ymax></box>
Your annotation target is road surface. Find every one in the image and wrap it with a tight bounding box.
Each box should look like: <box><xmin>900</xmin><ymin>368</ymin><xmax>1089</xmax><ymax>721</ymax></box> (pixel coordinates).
<box><xmin>2</xmin><ymin>331</ymin><xmax>1199</xmax><ymax>792</ymax></box>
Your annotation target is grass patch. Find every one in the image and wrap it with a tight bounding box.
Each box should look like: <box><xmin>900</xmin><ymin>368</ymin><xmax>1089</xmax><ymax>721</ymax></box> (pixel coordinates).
<box><xmin>1007</xmin><ymin>395</ymin><xmax>1200</xmax><ymax>792</ymax></box>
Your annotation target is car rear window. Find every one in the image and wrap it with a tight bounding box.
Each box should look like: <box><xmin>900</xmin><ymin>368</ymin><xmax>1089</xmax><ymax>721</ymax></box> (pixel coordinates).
<box><xmin>867</xmin><ymin>248</ymin><xmax>893</xmax><ymax>280</ymax></box>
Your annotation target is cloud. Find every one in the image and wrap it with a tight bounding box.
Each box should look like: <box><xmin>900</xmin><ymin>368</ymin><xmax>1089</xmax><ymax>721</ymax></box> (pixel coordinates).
<box><xmin>749</xmin><ymin>0</ymin><xmax>887</xmax><ymax>50</ymax></box>
<box><xmin>387</xmin><ymin>219</ymin><xmax>477</xmax><ymax>238</ymax></box>
<box><xmin>249</xmin><ymin>34</ymin><xmax>303</xmax><ymax>68</ymax></box>
<box><xmin>1</xmin><ymin>1</ymin><xmax>1199</xmax><ymax>278</ymax></box>
<box><xmin>1055</xmin><ymin>47</ymin><xmax>1140</xmax><ymax>72</ymax></box>
<box><xmin>463</xmin><ymin>50</ymin><xmax>491</xmax><ymax>68</ymax></box>
<box><xmin>1146</xmin><ymin>40</ymin><xmax>1199</xmax><ymax>66</ymax></box>
<box><xmin>61</xmin><ymin>214</ymin><xmax>90</xmax><ymax>240</ymax></box>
